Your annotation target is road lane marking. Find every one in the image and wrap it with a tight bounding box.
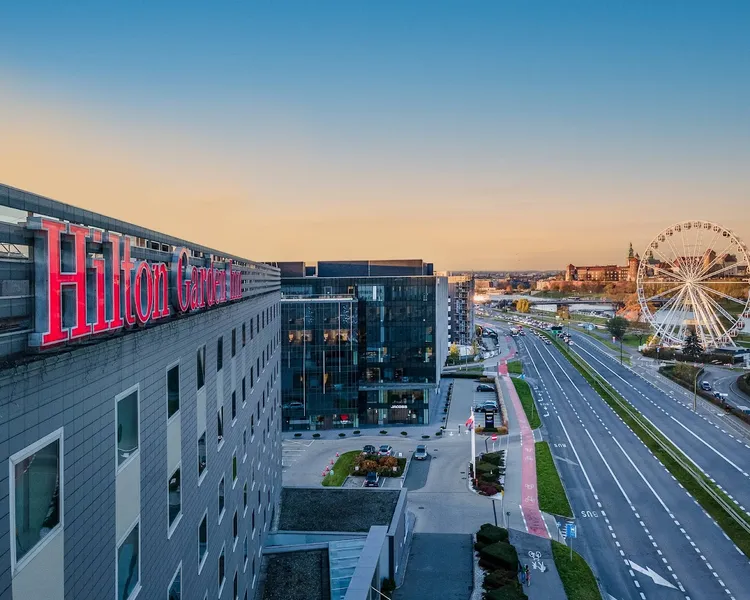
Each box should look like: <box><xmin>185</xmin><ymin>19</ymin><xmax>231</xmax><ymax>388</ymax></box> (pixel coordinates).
<box><xmin>584</xmin><ymin>429</ymin><xmax>633</xmax><ymax>506</ymax></box>
<box><xmin>669</xmin><ymin>416</ymin><xmax>748</xmax><ymax>476</ymax></box>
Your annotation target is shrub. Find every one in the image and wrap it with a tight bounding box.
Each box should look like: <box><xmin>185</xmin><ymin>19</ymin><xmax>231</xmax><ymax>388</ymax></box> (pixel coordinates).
<box><xmin>479</xmin><ymin>541</ymin><xmax>519</xmax><ymax>571</ymax></box>
<box><xmin>380</xmin><ymin>577</ymin><xmax>396</xmax><ymax>599</ymax></box>
<box><xmin>484</xmin><ymin>426</ymin><xmax>498</xmax><ymax>433</ymax></box>
<box><xmin>475</xmin><ymin>426</ymin><xmax>484</xmax><ymax>434</ymax></box>
<box><xmin>313</xmin><ymin>433</ymin><xmax>321</xmax><ymax>438</ymax></box>
<box><xmin>440</xmin><ymin>425</ymin><xmax>446</xmax><ymax>429</ymax></box>
<box><xmin>422</xmin><ymin>435</ymin><xmax>430</xmax><ymax>439</ymax></box>
<box><xmin>358</xmin><ymin>459</ymin><xmax>379</xmax><ymax>472</ymax></box>
<box><xmin>294</xmin><ymin>433</ymin><xmax>302</xmax><ymax>438</ymax></box>
<box><xmin>483</xmin><ymin>452</ymin><xmax>505</xmax><ymax>467</ymax></box>
<box><xmin>484</xmin><ymin>568</ymin><xmax>516</xmax><ymax>590</ymax></box>
<box><xmin>401</xmin><ymin>431</ymin><xmax>408</xmax><ymax>436</ymax></box>
<box><xmin>339</xmin><ymin>433</ymin><xmax>346</xmax><ymax>438</ymax></box>
<box><xmin>443</xmin><ymin>408</ymin><xmax>448</xmax><ymax>413</ymax></box>
<box><xmin>484</xmin><ymin>582</ymin><xmax>527</xmax><ymax>600</ymax></box>
<box><xmin>477</xmin><ymin>483</ymin><xmax>498</xmax><ymax>496</ymax></box>
<box><xmin>353</xmin><ymin>430</ymin><xmax>361</xmax><ymax>435</ymax></box>
<box><xmin>435</xmin><ymin>431</ymin><xmax>442</xmax><ymax>436</ymax></box>
<box><xmin>477</xmin><ymin>524</ymin><xmax>510</xmax><ymax>546</ymax></box>
<box><xmin>380</xmin><ymin>430</ymin><xmax>388</xmax><ymax>435</ymax></box>
<box><xmin>379</xmin><ymin>456</ymin><xmax>398</xmax><ymax>468</ymax></box>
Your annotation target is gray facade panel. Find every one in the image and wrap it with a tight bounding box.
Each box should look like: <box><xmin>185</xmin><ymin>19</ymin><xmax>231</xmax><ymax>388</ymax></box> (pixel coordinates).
<box><xmin>0</xmin><ymin>292</ymin><xmax>282</xmax><ymax>600</ymax></box>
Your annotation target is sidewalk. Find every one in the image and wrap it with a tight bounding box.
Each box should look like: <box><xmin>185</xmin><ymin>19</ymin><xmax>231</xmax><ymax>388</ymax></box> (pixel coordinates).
<box><xmin>509</xmin><ymin>530</ymin><xmax>567</xmax><ymax>600</ymax></box>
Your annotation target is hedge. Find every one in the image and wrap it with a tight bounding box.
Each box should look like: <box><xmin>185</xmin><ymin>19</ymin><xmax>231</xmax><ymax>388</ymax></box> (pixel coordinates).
<box><xmin>476</xmin><ymin>524</ymin><xmax>510</xmax><ymax>548</ymax></box>
<box><xmin>479</xmin><ymin>541</ymin><xmax>518</xmax><ymax>571</ymax></box>
<box><xmin>738</xmin><ymin>373</ymin><xmax>750</xmax><ymax>398</ymax></box>
<box><xmin>485</xmin><ymin>582</ymin><xmax>527</xmax><ymax>600</ymax></box>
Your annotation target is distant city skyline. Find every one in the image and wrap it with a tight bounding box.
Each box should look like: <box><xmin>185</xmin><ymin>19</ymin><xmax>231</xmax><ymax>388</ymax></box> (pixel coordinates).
<box><xmin>1</xmin><ymin>1</ymin><xmax>748</xmax><ymax>270</ymax></box>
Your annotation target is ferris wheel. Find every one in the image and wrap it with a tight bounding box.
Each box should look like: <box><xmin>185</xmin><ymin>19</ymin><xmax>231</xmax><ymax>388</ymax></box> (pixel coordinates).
<box><xmin>636</xmin><ymin>220</ymin><xmax>750</xmax><ymax>349</ymax></box>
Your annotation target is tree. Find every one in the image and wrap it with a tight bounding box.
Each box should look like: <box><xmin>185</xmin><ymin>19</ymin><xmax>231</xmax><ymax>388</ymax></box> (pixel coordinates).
<box><xmin>516</xmin><ymin>298</ymin><xmax>530</xmax><ymax>313</ymax></box>
<box><xmin>449</xmin><ymin>343</ymin><xmax>460</xmax><ymax>360</ymax></box>
<box><xmin>682</xmin><ymin>330</ymin><xmax>703</xmax><ymax>360</ymax></box>
<box><xmin>475</xmin><ymin>325</ymin><xmax>483</xmax><ymax>339</ymax></box>
<box><xmin>606</xmin><ymin>316</ymin><xmax>628</xmax><ymax>340</ymax></box>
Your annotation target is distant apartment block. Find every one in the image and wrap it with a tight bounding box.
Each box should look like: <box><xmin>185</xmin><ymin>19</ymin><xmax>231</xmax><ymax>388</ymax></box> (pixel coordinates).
<box><xmin>447</xmin><ymin>275</ymin><xmax>475</xmax><ymax>346</ymax></box>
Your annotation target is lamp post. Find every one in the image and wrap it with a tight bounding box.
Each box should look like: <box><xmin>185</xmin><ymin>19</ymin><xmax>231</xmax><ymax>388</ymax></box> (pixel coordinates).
<box><xmin>619</xmin><ymin>336</ymin><xmax>623</xmax><ymax>365</ymax></box>
<box><xmin>693</xmin><ymin>365</ymin><xmax>699</xmax><ymax>413</ymax></box>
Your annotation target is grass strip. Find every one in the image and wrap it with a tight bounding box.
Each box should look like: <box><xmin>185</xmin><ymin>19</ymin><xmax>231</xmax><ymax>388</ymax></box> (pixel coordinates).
<box><xmin>551</xmin><ymin>540</ymin><xmax>602</xmax><ymax>600</ymax></box>
<box><xmin>540</xmin><ymin>330</ymin><xmax>750</xmax><ymax>558</ymax></box>
<box><xmin>506</xmin><ymin>360</ymin><xmax>523</xmax><ymax>375</ymax></box>
<box><xmin>513</xmin><ymin>378</ymin><xmax>541</xmax><ymax>429</ymax></box>
<box><xmin>321</xmin><ymin>450</ymin><xmax>359</xmax><ymax>487</ymax></box>
<box><xmin>535</xmin><ymin>441</ymin><xmax>573</xmax><ymax>518</ymax></box>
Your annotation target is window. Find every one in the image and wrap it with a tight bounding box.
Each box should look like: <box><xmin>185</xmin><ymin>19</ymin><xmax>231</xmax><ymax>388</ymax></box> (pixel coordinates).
<box><xmin>256</xmin><ymin>358</ymin><xmax>260</xmax><ymax>375</ymax></box>
<box><xmin>11</xmin><ymin>431</ymin><xmax>62</xmax><ymax>567</ymax></box>
<box><xmin>168</xmin><ymin>565</ymin><xmax>181</xmax><ymax>600</ymax></box>
<box><xmin>233</xmin><ymin>510</ymin><xmax>238</xmax><ymax>545</ymax></box>
<box><xmin>251</xmin><ymin>509</ymin><xmax>255</xmax><ymax>531</ymax></box>
<box><xmin>218</xmin><ymin>546</ymin><xmax>226</xmax><ymax>595</ymax></box>
<box><xmin>197</xmin><ymin>346</ymin><xmax>206</xmax><ymax>390</ymax></box>
<box><xmin>117</xmin><ymin>522</ymin><xmax>140</xmax><ymax>600</ymax></box>
<box><xmin>232</xmin><ymin>452</ymin><xmax>238</xmax><ymax>484</ymax></box>
<box><xmin>243</xmin><ymin>483</ymin><xmax>248</xmax><ymax>513</ymax></box>
<box><xmin>217</xmin><ymin>406</ymin><xmax>224</xmax><ymax>447</ymax></box>
<box><xmin>168</xmin><ymin>467</ymin><xmax>181</xmax><ymax>530</ymax></box>
<box><xmin>218</xmin><ymin>477</ymin><xmax>225</xmax><ymax>520</ymax></box>
<box><xmin>262</xmin><ymin>391</ymin><xmax>265</xmax><ymax>410</ymax></box>
<box><xmin>232</xmin><ymin>328</ymin><xmax>236</xmax><ymax>357</ymax></box>
<box><xmin>243</xmin><ymin>430</ymin><xmax>247</xmax><ymax>460</ymax></box>
<box><xmin>242</xmin><ymin>323</ymin><xmax>246</xmax><ymax>347</ymax></box>
<box><xmin>198</xmin><ymin>433</ymin><xmax>207</xmax><ymax>479</ymax></box>
<box><xmin>231</xmin><ymin>392</ymin><xmax>237</xmax><ymax>422</ymax></box>
<box><xmin>233</xmin><ymin>571</ymin><xmax>238</xmax><ymax>600</ymax></box>
<box><xmin>117</xmin><ymin>387</ymin><xmax>139</xmax><ymax>468</ymax></box>
<box><xmin>167</xmin><ymin>364</ymin><xmax>180</xmax><ymax>419</ymax></box>
<box><xmin>243</xmin><ymin>536</ymin><xmax>248</xmax><ymax>569</ymax></box>
<box><xmin>242</xmin><ymin>377</ymin><xmax>246</xmax><ymax>405</ymax></box>
<box><xmin>256</xmin><ymin>315</ymin><xmax>259</xmax><ymax>333</ymax></box>
<box><xmin>199</xmin><ymin>513</ymin><xmax>208</xmax><ymax>567</ymax></box>
<box><xmin>250</xmin><ymin>367</ymin><xmax>254</xmax><ymax>389</ymax></box>
<box><xmin>250</xmin><ymin>319</ymin><xmax>254</xmax><ymax>340</ymax></box>
<box><xmin>217</xmin><ymin>337</ymin><xmax>223</xmax><ymax>372</ymax></box>
<box><xmin>251</xmin><ymin>414</ymin><xmax>255</xmax><ymax>436</ymax></box>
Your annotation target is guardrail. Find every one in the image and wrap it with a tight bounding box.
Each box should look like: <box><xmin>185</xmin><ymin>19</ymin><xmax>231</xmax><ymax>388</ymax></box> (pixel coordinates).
<box><xmin>541</xmin><ymin>329</ymin><xmax>750</xmax><ymax>540</ymax></box>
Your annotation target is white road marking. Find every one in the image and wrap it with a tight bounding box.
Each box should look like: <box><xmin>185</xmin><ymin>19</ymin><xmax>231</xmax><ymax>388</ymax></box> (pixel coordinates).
<box><xmin>585</xmin><ymin>429</ymin><xmax>633</xmax><ymax>505</ymax></box>
<box><xmin>669</xmin><ymin>416</ymin><xmax>746</xmax><ymax>475</ymax></box>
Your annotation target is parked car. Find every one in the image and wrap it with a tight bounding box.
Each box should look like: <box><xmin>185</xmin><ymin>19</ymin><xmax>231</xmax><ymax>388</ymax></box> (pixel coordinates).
<box><xmin>378</xmin><ymin>444</ymin><xmax>394</xmax><ymax>457</ymax></box>
<box><xmin>362</xmin><ymin>445</ymin><xmax>377</xmax><ymax>455</ymax></box>
<box><xmin>414</xmin><ymin>445</ymin><xmax>429</xmax><ymax>460</ymax></box>
<box><xmin>476</xmin><ymin>383</ymin><xmax>494</xmax><ymax>392</ymax></box>
<box><xmin>701</xmin><ymin>381</ymin><xmax>712</xmax><ymax>391</ymax></box>
<box><xmin>364</xmin><ymin>472</ymin><xmax>380</xmax><ymax>487</ymax></box>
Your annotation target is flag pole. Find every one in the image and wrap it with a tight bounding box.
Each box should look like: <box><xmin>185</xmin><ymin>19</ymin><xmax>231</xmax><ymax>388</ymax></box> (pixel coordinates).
<box><xmin>471</xmin><ymin>407</ymin><xmax>476</xmax><ymax>485</ymax></box>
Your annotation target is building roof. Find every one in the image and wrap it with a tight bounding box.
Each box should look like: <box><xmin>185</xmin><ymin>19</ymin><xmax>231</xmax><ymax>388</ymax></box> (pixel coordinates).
<box><xmin>262</xmin><ymin>549</ymin><xmax>330</xmax><ymax>600</ymax></box>
<box><xmin>279</xmin><ymin>487</ymin><xmax>401</xmax><ymax>533</ymax></box>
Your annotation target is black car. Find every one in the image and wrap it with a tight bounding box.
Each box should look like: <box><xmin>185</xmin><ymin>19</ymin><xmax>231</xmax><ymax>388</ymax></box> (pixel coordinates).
<box><xmin>362</xmin><ymin>445</ymin><xmax>376</xmax><ymax>455</ymax></box>
<box><xmin>476</xmin><ymin>384</ymin><xmax>494</xmax><ymax>392</ymax></box>
<box><xmin>364</xmin><ymin>472</ymin><xmax>380</xmax><ymax>487</ymax></box>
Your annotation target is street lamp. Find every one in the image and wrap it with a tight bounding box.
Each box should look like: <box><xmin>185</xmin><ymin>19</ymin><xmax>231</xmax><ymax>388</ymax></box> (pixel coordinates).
<box><xmin>693</xmin><ymin>365</ymin><xmax>700</xmax><ymax>413</ymax></box>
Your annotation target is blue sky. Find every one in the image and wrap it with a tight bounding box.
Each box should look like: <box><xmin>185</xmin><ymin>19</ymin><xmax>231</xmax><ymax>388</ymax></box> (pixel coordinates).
<box><xmin>1</xmin><ymin>1</ymin><xmax>748</xmax><ymax>269</ymax></box>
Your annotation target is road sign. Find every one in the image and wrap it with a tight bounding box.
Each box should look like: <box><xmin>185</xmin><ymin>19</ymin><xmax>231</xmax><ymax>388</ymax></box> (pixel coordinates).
<box><xmin>491</xmin><ymin>434</ymin><xmax>498</xmax><ymax>441</ymax></box>
<box><xmin>565</xmin><ymin>523</ymin><xmax>576</xmax><ymax>539</ymax></box>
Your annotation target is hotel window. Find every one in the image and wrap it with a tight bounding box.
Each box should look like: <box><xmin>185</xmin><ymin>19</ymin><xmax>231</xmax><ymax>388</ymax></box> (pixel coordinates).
<box><xmin>232</xmin><ymin>452</ymin><xmax>238</xmax><ymax>484</ymax></box>
<box><xmin>197</xmin><ymin>345</ymin><xmax>206</xmax><ymax>390</ymax></box>
<box><xmin>256</xmin><ymin>315</ymin><xmax>259</xmax><ymax>332</ymax></box>
<box><xmin>231</xmin><ymin>392</ymin><xmax>237</xmax><ymax>423</ymax></box>
<box><xmin>243</xmin><ymin>430</ymin><xmax>247</xmax><ymax>460</ymax></box>
<box><xmin>217</xmin><ymin>406</ymin><xmax>224</xmax><ymax>447</ymax></box>
<box><xmin>218</xmin><ymin>546</ymin><xmax>225</xmax><ymax>596</ymax></box>
<box><xmin>117</xmin><ymin>387</ymin><xmax>139</xmax><ymax>468</ymax></box>
<box><xmin>233</xmin><ymin>510</ymin><xmax>238</xmax><ymax>546</ymax></box>
<box><xmin>168</xmin><ymin>466</ymin><xmax>181</xmax><ymax>530</ymax></box>
<box><xmin>198</xmin><ymin>433</ymin><xmax>207</xmax><ymax>479</ymax></box>
<box><xmin>250</xmin><ymin>367</ymin><xmax>254</xmax><ymax>389</ymax></box>
<box><xmin>243</xmin><ymin>483</ymin><xmax>248</xmax><ymax>513</ymax></box>
<box><xmin>117</xmin><ymin>521</ymin><xmax>140</xmax><ymax>600</ymax></box>
<box><xmin>251</xmin><ymin>414</ymin><xmax>255</xmax><ymax>436</ymax></box>
<box><xmin>199</xmin><ymin>512</ymin><xmax>208</xmax><ymax>568</ymax></box>
<box><xmin>168</xmin><ymin>565</ymin><xmax>181</xmax><ymax>600</ymax></box>
<box><xmin>11</xmin><ymin>431</ymin><xmax>62</xmax><ymax>567</ymax></box>
<box><xmin>242</xmin><ymin>323</ymin><xmax>246</xmax><ymax>346</ymax></box>
<box><xmin>217</xmin><ymin>336</ymin><xmax>223</xmax><ymax>372</ymax></box>
<box><xmin>234</xmin><ymin>571</ymin><xmax>239</xmax><ymax>600</ymax></box>
<box><xmin>243</xmin><ymin>535</ymin><xmax>248</xmax><ymax>569</ymax></box>
<box><xmin>218</xmin><ymin>476</ymin><xmax>225</xmax><ymax>520</ymax></box>
<box><xmin>232</xmin><ymin>328</ymin><xmax>237</xmax><ymax>357</ymax></box>
<box><xmin>251</xmin><ymin>509</ymin><xmax>255</xmax><ymax>531</ymax></box>
<box><xmin>256</xmin><ymin>357</ymin><xmax>260</xmax><ymax>375</ymax></box>
<box><xmin>242</xmin><ymin>377</ymin><xmax>246</xmax><ymax>405</ymax></box>
<box><xmin>167</xmin><ymin>363</ymin><xmax>180</xmax><ymax>419</ymax></box>
<box><xmin>250</xmin><ymin>319</ymin><xmax>254</xmax><ymax>340</ymax></box>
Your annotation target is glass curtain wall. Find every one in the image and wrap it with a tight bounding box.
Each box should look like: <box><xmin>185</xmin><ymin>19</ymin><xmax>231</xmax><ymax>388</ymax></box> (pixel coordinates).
<box><xmin>282</xmin><ymin>298</ymin><xmax>359</xmax><ymax>430</ymax></box>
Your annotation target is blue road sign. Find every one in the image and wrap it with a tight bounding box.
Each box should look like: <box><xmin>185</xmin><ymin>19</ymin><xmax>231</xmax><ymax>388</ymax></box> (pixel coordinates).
<box><xmin>565</xmin><ymin>523</ymin><xmax>577</xmax><ymax>539</ymax></box>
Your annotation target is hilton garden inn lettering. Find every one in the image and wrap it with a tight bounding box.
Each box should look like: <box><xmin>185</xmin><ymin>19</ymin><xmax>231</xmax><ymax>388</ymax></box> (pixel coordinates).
<box><xmin>29</xmin><ymin>216</ymin><xmax>242</xmax><ymax>348</ymax></box>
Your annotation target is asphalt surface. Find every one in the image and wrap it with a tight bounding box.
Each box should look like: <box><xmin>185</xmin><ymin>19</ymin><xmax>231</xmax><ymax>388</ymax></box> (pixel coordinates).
<box><xmin>514</xmin><ymin>329</ymin><xmax>750</xmax><ymax>600</ymax></box>
<box><xmin>569</xmin><ymin>331</ymin><xmax>750</xmax><ymax>520</ymax></box>
<box><xmin>702</xmin><ymin>364</ymin><xmax>750</xmax><ymax>411</ymax></box>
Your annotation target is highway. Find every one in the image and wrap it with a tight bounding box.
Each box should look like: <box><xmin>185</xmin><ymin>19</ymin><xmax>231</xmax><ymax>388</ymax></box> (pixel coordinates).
<box><xmin>568</xmin><ymin>331</ymin><xmax>750</xmax><ymax>519</ymax></box>
<box><xmin>507</xmin><ymin>327</ymin><xmax>750</xmax><ymax>600</ymax></box>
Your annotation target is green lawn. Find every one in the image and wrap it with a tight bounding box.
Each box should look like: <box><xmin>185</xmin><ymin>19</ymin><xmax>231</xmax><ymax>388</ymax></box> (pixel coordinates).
<box><xmin>535</xmin><ymin>442</ymin><xmax>573</xmax><ymax>518</ymax></box>
<box><xmin>512</xmin><ymin>378</ymin><xmax>540</xmax><ymax>429</ymax></box>
<box><xmin>551</xmin><ymin>540</ymin><xmax>602</xmax><ymax>600</ymax></box>
<box><xmin>322</xmin><ymin>450</ymin><xmax>359</xmax><ymax>487</ymax></box>
<box><xmin>506</xmin><ymin>360</ymin><xmax>523</xmax><ymax>375</ymax></box>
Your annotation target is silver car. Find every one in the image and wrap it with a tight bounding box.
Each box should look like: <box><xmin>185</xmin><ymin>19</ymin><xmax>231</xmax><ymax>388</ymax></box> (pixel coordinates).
<box><xmin>414</xmin><ymin>445</ymin><xmax>429</xmax><ymax>460</ymax></box>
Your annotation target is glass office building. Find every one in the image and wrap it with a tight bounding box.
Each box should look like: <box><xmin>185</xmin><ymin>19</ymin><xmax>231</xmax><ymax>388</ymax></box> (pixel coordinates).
<box><xmin>281</xmin><ymin>275</ymin><xmax>448</xmax><ymax>428</ymax></box>
<box><xmin>281</xmin><ymin>296</ymin><xmax>359</xmax><ymax>430</ymax></box>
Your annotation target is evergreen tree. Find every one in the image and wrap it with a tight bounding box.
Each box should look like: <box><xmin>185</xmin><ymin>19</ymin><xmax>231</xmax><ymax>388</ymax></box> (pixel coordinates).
<box><xmin>682</xmin><ymin>330</ymin><xmax>703</xmax><ymax>360</ymax></box>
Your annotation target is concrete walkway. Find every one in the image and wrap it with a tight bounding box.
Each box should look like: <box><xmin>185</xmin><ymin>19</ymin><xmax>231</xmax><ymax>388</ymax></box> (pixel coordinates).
<box><xmin>509</xmin><ymin>530</ymin><xmax>567</xmax><ymax>600</ymax></box>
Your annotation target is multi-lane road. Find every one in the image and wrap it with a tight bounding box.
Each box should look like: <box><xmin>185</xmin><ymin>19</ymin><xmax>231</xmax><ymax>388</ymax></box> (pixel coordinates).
<box><xmin>481</xmin><ymin>318</ymin><xmax>750</xmax><ymax>600</ymax></box>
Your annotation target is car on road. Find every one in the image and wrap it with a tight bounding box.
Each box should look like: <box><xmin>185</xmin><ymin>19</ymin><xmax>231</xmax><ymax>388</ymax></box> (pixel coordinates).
<box><xmin>378</xmin><ymin>444</ymin><xmax>394</xmax><ymax>457</ymax></box>
<box><xmin>701</xmin><ymin>381</ymin><xmax>712</xmax><ymax>391</ymax></box>
<box><xmin>364</xmin><ymin>472</ymin><xmax>380</xmax><ymax>487</ymax></box>
<box><xmin>476</xmin><ymin>383</ymin><xmax>494</xmax><ymax>392</ymax></box>
<box><xmin>362</xmin><ymin>445</ymin><xmax>376</xmax><ymax>455</ymax></box>
<box><xmin>283</xmin><ymin>401</ymin><xmax>304</xmax><ymax>410</ymax></box>
<box><xmin>414</xmin><ymin>445</ymin><xmax>429</xmax><ymax>460</ymax></box>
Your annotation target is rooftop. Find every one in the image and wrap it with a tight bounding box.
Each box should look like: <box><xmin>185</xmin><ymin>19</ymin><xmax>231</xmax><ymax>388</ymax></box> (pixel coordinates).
<box><xmin>261</xmin><ymin>549</ymin><xmax>330</xmax><ymax>600</ymax></box>
<box><xmin>279</xmin><ymin>487</ymin><xmax>401</xmax><ymax>533</ymax></box>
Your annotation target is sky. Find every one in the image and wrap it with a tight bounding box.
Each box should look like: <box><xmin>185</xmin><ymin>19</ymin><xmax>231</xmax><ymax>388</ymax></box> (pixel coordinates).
<box><xmin>0</xmin><ymin>1</ymin><xmax>748</xmax><ymax>271</ymax></box>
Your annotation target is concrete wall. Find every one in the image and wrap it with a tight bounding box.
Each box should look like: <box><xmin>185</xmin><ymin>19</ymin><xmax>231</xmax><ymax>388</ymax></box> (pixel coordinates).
<box><xmin>0</xmin><ymin>292</ymin><xmax>282</xmax><ymax>600</ymax></box>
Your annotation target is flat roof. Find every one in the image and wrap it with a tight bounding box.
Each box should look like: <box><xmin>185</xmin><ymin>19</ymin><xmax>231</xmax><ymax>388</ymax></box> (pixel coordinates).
<box><xmin>279</xmin><ymin>487</ymin><xmax>400</xmax><ymax>533</ymax></box>
<box><xmin>262</xmin><ymin>549</ymin><xmax>330</xmax><ymax>600</ymax></box>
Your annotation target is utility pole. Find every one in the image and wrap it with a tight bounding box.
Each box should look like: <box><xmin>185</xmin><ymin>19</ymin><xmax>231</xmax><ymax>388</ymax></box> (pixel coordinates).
<box><xmin>470</xmin><ymin>407</ymin><xmax>476</xmax><ymax>485</ymax></box>
<box><xmin>693</xmin><ymin>365</ymin><xmax>699</xmax><ymax>413</ymax></box>
<box><xmin>620</xmin><ymin>336</ymin><xmax>623</xmax><ymax>365</ymax></box>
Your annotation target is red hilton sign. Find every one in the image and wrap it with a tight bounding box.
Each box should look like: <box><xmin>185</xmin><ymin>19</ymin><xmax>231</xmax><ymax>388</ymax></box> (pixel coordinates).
<box><xmin>29</xmin><ymin>216</ymin><xmax>242</xmax><ymax>348</ymax></box>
